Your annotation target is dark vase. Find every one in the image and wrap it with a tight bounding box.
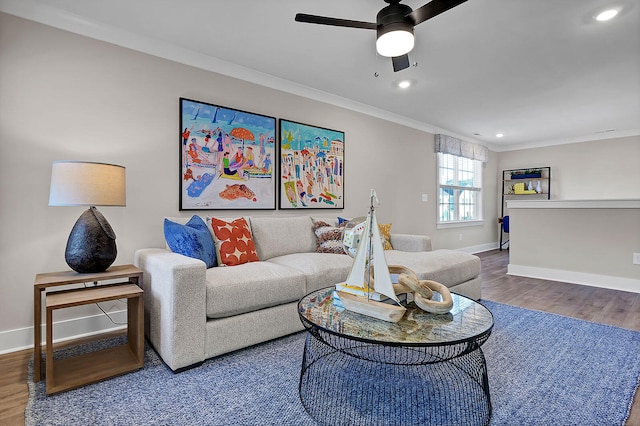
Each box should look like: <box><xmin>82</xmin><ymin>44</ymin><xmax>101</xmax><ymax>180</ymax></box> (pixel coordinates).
<box><xmin>65</xmin><ymin>207</ymin><xmax>117</xmax><ymax>273</ymax></box>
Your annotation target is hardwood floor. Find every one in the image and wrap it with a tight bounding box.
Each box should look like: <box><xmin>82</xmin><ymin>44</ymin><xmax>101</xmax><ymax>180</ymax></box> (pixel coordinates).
<box><xmin>477</xmin><ymin>250</ymin><xmax>640</xmax><ymax>332</ymax></box>
<box><xmin>0</xmin><ymin>330</ymin><xmax>124</xmax><ymax>426</ymax></box>
<box><xmin>476</xmin><ymin>249</ymin><xmax>640</xmax><ymax>425</ymax></box>
<box><xmin>0</xmin><ymin>348</ymin><xmax>30</xmax><ymax>425</ymax></box>
<box><xmin>0</xmin><ymin>249</ymin><xmax>638</xmax><ymax>425</ymax></box>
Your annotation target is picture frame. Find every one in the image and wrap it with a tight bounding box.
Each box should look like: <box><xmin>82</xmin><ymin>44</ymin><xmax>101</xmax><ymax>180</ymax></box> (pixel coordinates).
<box><xmin>279</xmin><ymin>119</ymin><xmax>344</xmax><ymax>209</ymax></box>
<box><xmin>180</xmin><ymin>98</ymin><xmax>276</xmax><ymax>210</ymax></box>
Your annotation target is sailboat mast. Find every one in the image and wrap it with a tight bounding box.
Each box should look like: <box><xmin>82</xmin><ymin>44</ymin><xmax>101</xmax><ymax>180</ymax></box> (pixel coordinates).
<box><xmin>366</xmin><ymin>190</ymin><xmax>375</xmax><ymax>301</ymax></box>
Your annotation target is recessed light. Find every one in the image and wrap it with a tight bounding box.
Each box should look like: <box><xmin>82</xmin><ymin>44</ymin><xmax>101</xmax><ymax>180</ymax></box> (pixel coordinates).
<box><xmin>595</xmin><ymin>9</ymin><xmax>619</xmax><ymax>21</ymax></box>
<box><xmin>496</xmin><ymin>133</ymin><xmax>504</xmax><ymax>138</ymax></box>
<box><xmin>397</xmin><ymin>80</ymin><xmax>411</xmax><ymax>89</ymax></box>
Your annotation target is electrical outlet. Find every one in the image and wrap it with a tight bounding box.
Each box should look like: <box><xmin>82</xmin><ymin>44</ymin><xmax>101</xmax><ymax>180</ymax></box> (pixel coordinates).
<box><xmin>633</xmin><ymin>253</ymin><xmax>640</xmax><ymax>265</ymax></box>
<box><xmin>421</xmin><ymin>194</ymin><xmax>428</xmax><ymax>202</ymax></box>
<box><xmin>459</xmin><ymin>234</ymin><xmax>463</xmax><ymax>241</ymax></box>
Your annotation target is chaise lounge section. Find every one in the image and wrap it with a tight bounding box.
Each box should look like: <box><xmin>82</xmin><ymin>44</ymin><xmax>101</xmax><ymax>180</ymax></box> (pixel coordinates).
<box><xmin>134</xmin><ymin>215</ymin><xmax>481</xmax><ymax>371</ymax></box>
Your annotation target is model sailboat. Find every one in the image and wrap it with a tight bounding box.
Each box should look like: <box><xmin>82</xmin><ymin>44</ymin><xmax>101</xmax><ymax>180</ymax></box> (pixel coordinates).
<box><xmin>335</xmin><ymin>190</ymin><xmax>407</xmax><ymax>323</ymax></box>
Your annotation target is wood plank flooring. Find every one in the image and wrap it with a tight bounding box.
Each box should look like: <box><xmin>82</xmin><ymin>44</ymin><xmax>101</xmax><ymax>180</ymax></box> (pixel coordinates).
<box><xmin>477</xmin><ymin>249</ymin><xmax>640</xmax><ymax>425</ymax></box>
<box><xmin>0</xmin><ymin>249</ymin><xmax>638</xmax><ymax>425</ymax></box>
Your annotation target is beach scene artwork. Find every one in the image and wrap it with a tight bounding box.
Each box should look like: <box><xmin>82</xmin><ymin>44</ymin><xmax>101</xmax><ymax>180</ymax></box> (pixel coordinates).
<box><xmin>279</xmin><ymin>119</ymin><xmax>344</xmax><ymax>209</ymax></box>
<box><xmin>180</xmin><ymin>98</ymin><xmax>276</xmax><ymax>210</ymax></box>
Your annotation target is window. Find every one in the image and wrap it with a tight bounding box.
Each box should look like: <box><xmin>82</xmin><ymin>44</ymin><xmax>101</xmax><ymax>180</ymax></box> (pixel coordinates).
<box><xmin>437</xmin><ymin>152</ymin><xmax>483</xmax><ymax>226</ymax></box>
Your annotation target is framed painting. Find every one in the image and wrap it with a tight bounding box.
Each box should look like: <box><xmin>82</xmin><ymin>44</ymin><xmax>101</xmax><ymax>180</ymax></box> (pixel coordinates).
<box><xmin>180</xmin><ymin>98</ymin><xmax>276</xmax><ymax>210</ymax></box>
<box><xmin>279</xmin><ymin>119</ymin><xmax>344</xmax><ymax>209</ymax></box>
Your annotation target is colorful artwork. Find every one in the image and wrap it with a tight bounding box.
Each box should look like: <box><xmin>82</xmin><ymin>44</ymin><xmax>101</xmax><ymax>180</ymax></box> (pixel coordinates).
<box><xmin>279</xmin><ymin>119</ymin><xmax>344</xmax><ymax>209</ymax></box>
<box><xmin>180</xmin><ymin>98</ymin><xmax>276</xmax><ymax>210</ymax></box>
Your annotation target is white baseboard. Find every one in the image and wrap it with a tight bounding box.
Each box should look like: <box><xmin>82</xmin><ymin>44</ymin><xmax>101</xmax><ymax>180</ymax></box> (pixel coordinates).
<box><xmin>0</xmin><ymin>310</ymin><xmax>127</xmax><ymax>355</ymax></box>
<box><xmin>507</xmin><ymin>264</ymin><xmax>640</xmax><ymax>294</ymax></box>
<box><xmin>458</xmin><ymin>242</ymin><xmax>500</xmax><ymax>254</ymax></box>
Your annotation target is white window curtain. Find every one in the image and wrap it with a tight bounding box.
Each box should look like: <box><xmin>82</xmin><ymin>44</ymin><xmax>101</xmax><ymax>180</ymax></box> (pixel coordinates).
<box><xmin>434</xmin><ymin>134</ymin><xmax>489</xmax><ymax>163</ymax></box>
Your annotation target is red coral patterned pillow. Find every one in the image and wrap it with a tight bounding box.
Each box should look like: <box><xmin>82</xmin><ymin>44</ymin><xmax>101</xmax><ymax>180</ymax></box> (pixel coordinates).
<box><xmin>210</xmin><ymin>217</ymin><xmax>259</xmax><ymax>266</ymax></box>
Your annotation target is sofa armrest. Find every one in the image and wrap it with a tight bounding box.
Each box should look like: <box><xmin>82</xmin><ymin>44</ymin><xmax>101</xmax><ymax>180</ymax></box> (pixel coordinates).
<box><xmin>134</xmin><ymin>248</ymin><xmax>207</xmax><ymax>371</ymax></box>
<box><xmin>390</xmin><ymin>234</ymin><xmax>432</xmax><ymax>252</ymax></box>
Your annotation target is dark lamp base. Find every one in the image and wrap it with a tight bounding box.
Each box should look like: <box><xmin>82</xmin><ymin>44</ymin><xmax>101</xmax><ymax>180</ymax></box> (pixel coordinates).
<box><xmin>65</xmin><ymin>207</ymin><xmax>117</xmax><ymax>273</ymax></box>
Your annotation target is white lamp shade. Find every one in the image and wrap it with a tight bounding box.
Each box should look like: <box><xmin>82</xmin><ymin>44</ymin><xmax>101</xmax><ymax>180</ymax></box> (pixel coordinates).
<box><xmin>376</xmin><ymin>29</ymin><xmax>415</xmax><ymax>57</ymax></box>
<box><xmin>49</xmin><ymin>161</ymin><xmax>126</xmax><ymax>206</ymax></box>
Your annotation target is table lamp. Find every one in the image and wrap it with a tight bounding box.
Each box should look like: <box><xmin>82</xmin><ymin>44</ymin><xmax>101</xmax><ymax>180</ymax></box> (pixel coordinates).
<box><xmin>49</xmin><ymin>161</ymin><xmax>126</xmax><ymax>273</ymax></box>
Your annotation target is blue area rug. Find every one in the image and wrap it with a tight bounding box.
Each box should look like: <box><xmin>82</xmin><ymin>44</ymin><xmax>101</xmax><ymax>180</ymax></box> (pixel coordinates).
<box><xmin>26</xmin><ymin>301</ymin><xmax>640</xmax><ymax>425</ymax></box>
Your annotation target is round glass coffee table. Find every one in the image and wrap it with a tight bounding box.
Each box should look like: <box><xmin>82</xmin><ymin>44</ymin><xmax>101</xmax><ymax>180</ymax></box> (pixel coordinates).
<box><xmin>298</xmin><ymin>287</ymin><xmax>494</xmax><ymax>426</ymax></box>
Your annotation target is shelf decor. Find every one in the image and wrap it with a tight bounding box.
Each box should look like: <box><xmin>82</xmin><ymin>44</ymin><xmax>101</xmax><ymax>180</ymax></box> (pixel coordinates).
<box><xmin>510</xmin><ymin>169</ymin><xmax>543</xmax><ymax>179</ymax></box>
<box><xmin>500</xmin><ymin>167</ymin><xmax>551</xmax><ymax>250</ymax></box>
<box><xmin>179</xmin><ymin>98</ymin><xmax>276</xmax><ymax>210</ymax></box>
<box><xmin>279</xmin><ymin>119</ymin><xmax>344</xmax><ymax>209</ymax></box>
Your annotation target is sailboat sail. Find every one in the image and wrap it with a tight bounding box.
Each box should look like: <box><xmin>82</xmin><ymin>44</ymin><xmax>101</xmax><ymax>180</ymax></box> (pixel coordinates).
<box><xmin>344</xmin><ymin>214</ymin><xmax>369</xmax><ymax>288</ymax></box>
<box><xmin>335</xmin><ymin>189</ymin><xmax>406</xmax><ymax>322</ymax></box>
<box><xmin>342</xmin><ymin>190</ymin><xmax>400</xmax><ymax>304</ymax></box>
<box><xmin>370</xmin><ymin>211</ymin><xmax>400</xmax><ymax>303</ymax></box>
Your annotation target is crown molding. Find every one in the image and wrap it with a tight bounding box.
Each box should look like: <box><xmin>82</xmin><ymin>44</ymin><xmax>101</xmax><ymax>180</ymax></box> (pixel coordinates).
<box><xmin>1</xmin><ymin>2</ymin><xmax>459</xmax><ymax>136</ymax></box>
<box><xmin>5</xmin><ymin>0</ymin><xmax>628</xmax><ymax>153</ymax></box>
<box><xmin>491</xmin><ymin>128</ymin><xmax>640</xmax><ymax>152</ymax></box>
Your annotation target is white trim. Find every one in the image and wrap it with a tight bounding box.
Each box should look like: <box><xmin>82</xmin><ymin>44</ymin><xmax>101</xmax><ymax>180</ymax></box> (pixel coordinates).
<box><xmin>0</xmin><ymin>0</ymin><xmax>452</xmax><ymax>140</ymax></box>
<box><xmin>490</xmin><ymin>128</ymin><xmax>640</xmax><ymax>152</ymax></box>
<box><xmin>507</xmin><ymin>199</ymin><xmax>640</xmax><ymax>209</ymax></box>
<box><xmin>1</xmin><ymin>1</ymin><xmax>637</xmax><ymax>151</ymax></box>
<box><xmin>507</xmin><ymin>264</ymin><xmax>640</xmax><ymax>294</ymax></box>
<box><xmin>457</xmin><ymin>242</ymin><xmax>499</xmax><ymax>254</ymax></box>
<box><xmin>437</xmin><ymin>220</ymin><xmax>485</xmax><ymax>229</ymax></box>
<box><xmin>0</xmin><ymin>310</ymin><xmax>127</xmax><ymax>355</ymax></box>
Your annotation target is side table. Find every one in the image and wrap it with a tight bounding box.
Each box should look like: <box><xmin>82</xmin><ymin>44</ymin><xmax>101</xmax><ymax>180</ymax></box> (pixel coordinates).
<box><xmin>34</xmin><ymin>264</ymin><xmax>144</xmax><ymax>394</ymax></box>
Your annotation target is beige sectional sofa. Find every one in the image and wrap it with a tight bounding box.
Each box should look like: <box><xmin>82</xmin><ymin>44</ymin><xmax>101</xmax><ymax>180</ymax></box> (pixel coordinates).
<box><xmin>134</xmin><ymin>215</ymin><xmax>481</xmax><ymax>371</ymax></box>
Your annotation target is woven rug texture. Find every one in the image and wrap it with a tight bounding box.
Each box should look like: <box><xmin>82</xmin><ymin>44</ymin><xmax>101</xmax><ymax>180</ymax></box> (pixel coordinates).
<box><xmin>25</xmin><ymin>300</ymin><xmax>640</xmax><ymax>425</ymax></box>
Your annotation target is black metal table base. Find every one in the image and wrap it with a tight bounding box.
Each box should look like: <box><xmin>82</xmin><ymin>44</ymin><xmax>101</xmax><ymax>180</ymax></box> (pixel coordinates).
<box><xmin>299</xmin><ymin>330</ymin><xmax>491</xmax><ymax>426</ymax></box>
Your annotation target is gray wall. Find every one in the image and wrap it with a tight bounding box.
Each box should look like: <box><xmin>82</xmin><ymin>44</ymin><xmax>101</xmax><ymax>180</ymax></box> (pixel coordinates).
<box><xmin>0</xmin><ymin>13</ymin><xmax>499</xmax><ymax>350</ymax></box>
<box><xmin>497</xmin><ymin>136</ymin><xmax>640</xmax><ymax>203</ymax></box>
<box><xmin>508</xmin><ymin>204</ymin><xmax>639</xmax><ymax>281</ymax></box>
<box><xmin>498</xmin><ymin>137</ymin><xmax>640</xmax><ymax>288</ymax></box>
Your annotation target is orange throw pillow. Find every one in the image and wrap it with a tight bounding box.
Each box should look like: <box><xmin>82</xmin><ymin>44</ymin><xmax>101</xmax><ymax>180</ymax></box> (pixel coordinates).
<box><xmin>210</xmin><ymin>217</ymin><xmax>259</xmax><ymax>266</ymax></box>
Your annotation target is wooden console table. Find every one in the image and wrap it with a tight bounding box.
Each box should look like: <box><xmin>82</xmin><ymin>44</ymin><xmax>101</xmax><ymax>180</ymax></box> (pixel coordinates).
<box><xmin>33</xmin><ymin>264</ymin><xmax>144</xmax><ymax>394</ymax></box>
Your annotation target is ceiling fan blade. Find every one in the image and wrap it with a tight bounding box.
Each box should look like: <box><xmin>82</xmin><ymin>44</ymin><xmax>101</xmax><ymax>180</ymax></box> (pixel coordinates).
<box><xmin>295</xmin><ymin>13</ymin><xmax>377</xmax><ymax>30</ymax></box>
<box><xmin>408</xmin><ymin>0</ymin><xmax>469</xmax><ymax>26</ymax></box>
<box><xmin>392</xmin><ymin>54</ymin><xmax>410</xmax><ymax>72</ymax></box>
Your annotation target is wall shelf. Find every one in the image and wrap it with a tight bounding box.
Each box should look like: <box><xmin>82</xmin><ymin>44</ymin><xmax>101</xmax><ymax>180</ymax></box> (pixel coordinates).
<box><xmin>500</xmin><ymin>167</ymin><xmax>551</xmax><ymax>250</ymax></box>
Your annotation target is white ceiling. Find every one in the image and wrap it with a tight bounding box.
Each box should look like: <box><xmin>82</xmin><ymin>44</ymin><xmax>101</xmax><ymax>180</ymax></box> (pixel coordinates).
<box><xmin>3</xmin><ymin>0</ymin><xmax>639</xmax><ymax>151</ymax></box>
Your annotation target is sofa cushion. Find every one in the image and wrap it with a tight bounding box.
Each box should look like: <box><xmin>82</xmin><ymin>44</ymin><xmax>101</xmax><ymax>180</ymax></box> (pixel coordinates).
<box><xmin>250</xmin><ymin>216</ymin><xmax>316</xmax><ymax>260</ymax></box>
<box><xmin>267</xmin><ymin>252</ymin><xmax>353</xmax><ymax>293</ymax></box>
<box><xmin>384</xmin><ymin>249</ymin><xmax>480</xmax><ymax>287</ymax></box>
<box><xmin>210</xmin><ymin>217</ymin><xmax>259</xmax><ymax>266</ymax></box>
<box><xmin>205</xmin><ymin>261</ymin><xmax>307</xmax><ymax>318</ymax></box>
<box><xmin>164</xmin><ymin>216</ymin><xmax>217</xmax><ymax>268</ymax></box>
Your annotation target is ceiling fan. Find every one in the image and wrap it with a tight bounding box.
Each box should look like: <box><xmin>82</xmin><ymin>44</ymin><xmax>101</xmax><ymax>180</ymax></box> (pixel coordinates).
<box><xmin>295</xmin><ymin>0</ymin><xmax>469</xmax><ymax>72</ymax></box>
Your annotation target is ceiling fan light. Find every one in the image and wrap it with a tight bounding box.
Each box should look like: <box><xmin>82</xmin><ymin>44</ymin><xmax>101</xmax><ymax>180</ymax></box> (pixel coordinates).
<box><xmin>376</xmin><ymin>26</ymin><xmax>414</xmax><ymax>57</ymax></box>
<box><xmin>595</xmin><ymin>9</ymin><xmax>619</xmax><ymax>21</ymax></box>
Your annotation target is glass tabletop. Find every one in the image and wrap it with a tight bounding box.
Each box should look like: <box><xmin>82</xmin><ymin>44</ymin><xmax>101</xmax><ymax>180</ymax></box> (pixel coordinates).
<box><xmin>298</xmin><ymin>287</ymin><xmax>493</xmax><ymax>347</ymax></box>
